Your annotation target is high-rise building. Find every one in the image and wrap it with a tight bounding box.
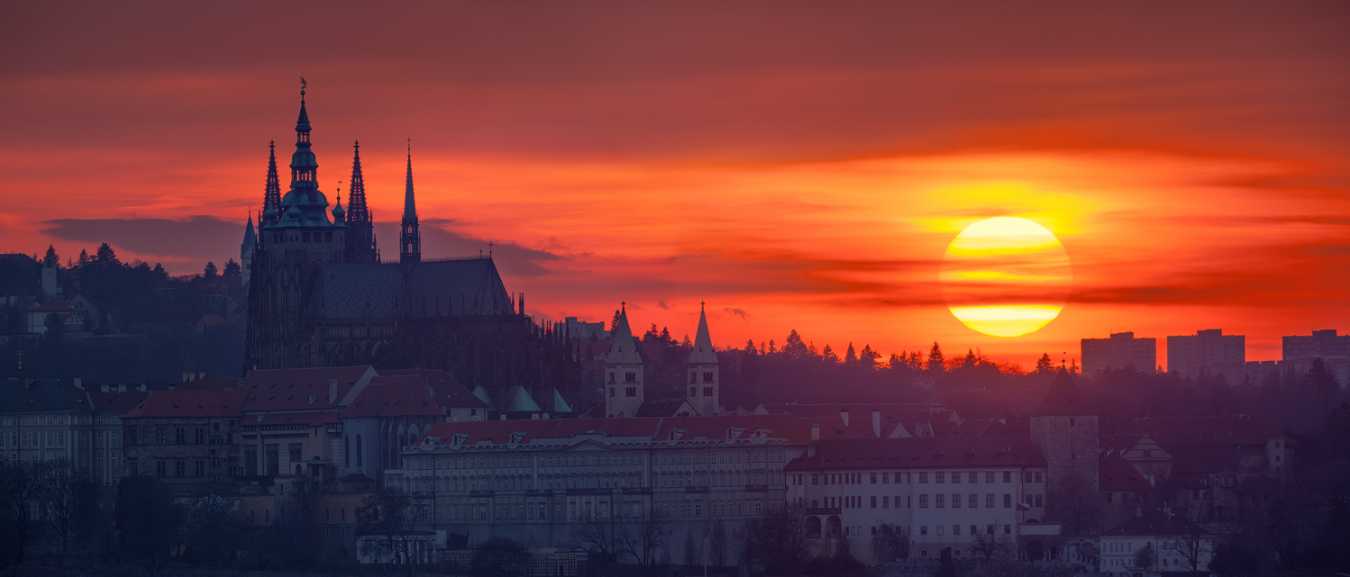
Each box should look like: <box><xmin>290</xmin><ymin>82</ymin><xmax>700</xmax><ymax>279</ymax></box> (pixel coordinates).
<box><xmin>1081</xmin><ymin>331</ymin><xmax>1156</xmax><ymax>374</ymax></box>
<box><xmin>1283</xmin><ymin>329</ymin><xmax>1350</xmax><ymax>387</ymax></box>
<box><xmin>1166</xmin><ymin>329</ymin><xmax>1244</xmax><ymax>379</ymax></box>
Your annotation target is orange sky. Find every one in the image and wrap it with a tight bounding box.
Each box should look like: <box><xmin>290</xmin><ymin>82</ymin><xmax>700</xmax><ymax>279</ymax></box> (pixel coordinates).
<box><xmin>3</xmin><ymin>1</ymin><xmax>1348</xmax><ymax>368</ymax></box>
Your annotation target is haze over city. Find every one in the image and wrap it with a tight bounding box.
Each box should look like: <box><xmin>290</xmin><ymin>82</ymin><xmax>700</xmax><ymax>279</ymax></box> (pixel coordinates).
<box><xmin>4</xmin><ymin>1</ymin><xmax>1348</xmax><ymax>369</ymax></box>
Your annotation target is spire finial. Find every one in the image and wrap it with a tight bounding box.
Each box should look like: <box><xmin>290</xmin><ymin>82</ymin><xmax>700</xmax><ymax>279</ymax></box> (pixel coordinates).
<box><xmin>300</xmin><ymin>76</ymin><xmax>307</xmax><ymax>100</ymax></box>
<box><xmin>700</xmin><ymin>300</ymin><xmax>706</xmax><ymax>312</ymax></box>
<box><xmin>621</xmin><ymin>301</ymin><xmax>627</xmax><ymax>313</ymax></box>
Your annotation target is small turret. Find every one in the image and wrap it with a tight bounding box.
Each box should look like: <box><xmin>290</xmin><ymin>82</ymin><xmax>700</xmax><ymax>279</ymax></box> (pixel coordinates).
<box><xmin>686</xmin><ymin>301</ymin><xmax>720</xmax><ymax>416</ymax></box>
<box><xmin>604</xmin><ymin>302</ymin><xmax>644</xmax><ymax>418</ymax></box>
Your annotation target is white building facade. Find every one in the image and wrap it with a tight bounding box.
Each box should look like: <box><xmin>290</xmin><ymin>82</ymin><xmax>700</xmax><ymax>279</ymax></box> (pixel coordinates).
<box><xmin>785</xmin><ymin>438</ymin><xmax>1048</xmax><ymax>563</ymax></box>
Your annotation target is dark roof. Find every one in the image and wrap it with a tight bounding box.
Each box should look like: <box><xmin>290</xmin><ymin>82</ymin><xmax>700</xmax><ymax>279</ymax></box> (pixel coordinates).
<box><xmin>127</xmin><ymin>389</ymin><xmax>242</xmax><ymax>418</ymax></box>
<box><xmin>0</xmin><ymin>379</ymin><xmax>90</xmax><ymax>413</ymax></box>
<box><xmin>242</xmin><ymin>365</ymin><xmax>373</xmax><ymax>412</ymax></box>
<box><xmin>88</xmin><ymin>390</ymin><xmax>150</xmax><ymax>416</ymax></box>
<box><xmin>1100</xmin><ymin>451</ymin><xmax>1152</xmax><ymax>494</ymax></box>
<box><xmin>636</xmin><ymin>398</ymin><xmax>691</xmax><ymax>418</ymax></box>
<box><xmin>785</xmin><ymin>438</ymin><xmax>1046</xmax><ymax>472</ymax></box>
<box><xmin>422</xmin><ymin>414</ymin><xmax>868</xmax><ymax>448</ymax></box>
<box><xmin>317</xmin><ymin>258</ymin><xmax>512</xmax><ymax>320</ymax></box>
<box><xmin>381</xmin><ymin>368</ymin><xmax>487</xmax><ymax>410</ymax></box>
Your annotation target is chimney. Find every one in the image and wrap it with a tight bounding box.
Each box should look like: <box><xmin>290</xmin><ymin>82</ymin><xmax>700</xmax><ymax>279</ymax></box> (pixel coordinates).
<box><xmin>328</xmin><ymin>379</ymin><xmax>338</xmax><ymax>404</ymax></box>
<box><xmin>839</xmin><ymin>409</ymin><xmax>850</xmax><ymax>427</ymax></box>
<box><xmin>872</xmin><ymin>410</ymin><xmax>882</xmax><ymax>438</ymax></box>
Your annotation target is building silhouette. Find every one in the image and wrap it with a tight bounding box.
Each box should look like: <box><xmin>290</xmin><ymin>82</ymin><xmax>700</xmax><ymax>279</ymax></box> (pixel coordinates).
<box><xmin>242</xmin><ymin>83</ymin><xmax>579</xmax><ymax>410</ymax></box>
<box><xmin>1166</xmin><ymin>328</ymin><xmax>1244</xmax><ymax>380</ymax></box>
<box><xmin>1081</xmin><ymin>331</ymin><xmax>1156</xmax><ymax>374</ymax></box>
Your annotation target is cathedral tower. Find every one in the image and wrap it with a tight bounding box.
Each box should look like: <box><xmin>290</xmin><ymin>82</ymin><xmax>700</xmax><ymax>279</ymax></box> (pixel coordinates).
<box><xmin>604</xmin><ymin>303</ymin><xmax>644</xmax><ymax>418</ymax></box>
<box><xmin>686</xmin><ymin>301</ymin><xmax>720</xmax><ymax>416</ymax></box>
<box><xmin>245</xmin><ymin>79</ymin><xmax>347</xmax><ymax>369</ymax></box>
<box><xmin>400</xmin><ymin>141</ymin><xmax>421</xmax><ymax>265</ymax></box>
<box><xmin>240</xmin><ymin>212</ymin><xmax>256</xmax><ymax>287</ymax></box>
<box><xmin>344</xmin><ymin>140</ymin><xmax>378</xmax><ymax>263</ymax></box>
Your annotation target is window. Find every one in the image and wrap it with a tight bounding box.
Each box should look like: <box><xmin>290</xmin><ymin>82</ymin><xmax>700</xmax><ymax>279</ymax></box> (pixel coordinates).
<box><xmin>1004</xmin><ymin>524</ymin><xmax>1011</xmax><ymax>535</ymax></box>
<box><xmin>919</xmin><ymin>494</ymin><xmax>928</xmax><ymax>508</ymax></box>
<box><xmin>689</xmin><ymin>372</ymin><xmax>698</xmax><ymax>385</ymax></box>
<box><xmin>882</xmin><ymin>496</ymin><xmax>890</xmax><ymax>508</ymax></box>
<box><xmin>968</xmin><ymin>471</ymin><xmax>977</xmax><ymax>483</ymax></box>
<box><xmin>954</xmin><ymin>524</ymin><xmax>961</xmax><ymax>536</ymax></box>
<box><xmin>920</xmin><ymin>526</ymin><xmax>928</xmax><ymax>536</ymax></box>
<box><xmin>969</xmin><ymin>494</ymin><xmax>978</xmax><ymax>508</ymax></box>
<box><xmin>985</xmin><ymin>471</ymin><xmax>994</xmax><ymax>483</ymax></box>
<box><xmin>936</xmin><ymin>471</ymin><xmax>945</xmax><ymax>484</ymax></box>
<box><xmin>608</xmin><ymin>387</ymin><xmax>615</xmax><ymax>398</ymax></box>
<box><xmin>952</xmin><ymin>471</ymin><xmax>961</xmax><ymax>484</ymax></box>
<box><xmin>289</xmin><ymin>443</ymin><xmax>302</xmax><ymax>465</ymax></box>
<box><xmin>918</xmin><ymin>472</ymin><xmax>928</xmax><ymax>484</ymax></box>
<box><xmin>970</xmin><ymin>525</ymin><xmax>978</xmax><ymax>537</ymax></box>
<box><xmin>156</xmin><ymin>460</ymin><xmax>166</xmax><ymax>477</ymax></box>
<box><xmin>195</xmin><ymin>460</ymin><xmax>205</xmax><ymax>477</ymax></box>
<box><xmin>986</xmin><ymin>494</ymin><xmax>995</xmax><ymax>508</ymax></box>
<box><xmin>1004</xmin><ymin>494</ymin><xmax>1012</xmax><ymax>508</ymax></box>
<box><xmin>937</xmin><ymin>525</ymin><xmax>945</xmax><ymax>536</ymax></box>
<box><xmin>870</xmin><ymin>496</ymin><xmax>876</xmax><ymax>508</ymax></box>
<box><xmin>952</xmin><ymin>493</ymin><xmax>961</xmax><ymax>508</ymax></box>
<box><xmin>624</xmin><ymin>371</ymin><xmax>637</xmax><ymax>384</ymax></box>
<box><xmin>703</xmin><ymin>371</ymin><xmax>714</xmax><ymax>383</ymax></box>
<box><xmin>1024</xmin><ymin>471</ymin><xmax>1032</xmax><ymax>482</ymax></box>
<box><xmin>195</xmin><ymin>428</ymin><xmax>205</xmax><ymax>445</ymax></box>
<box><xmin>702</xmin><ymin>386</ymin><xmax>713</xmax><ymax>397</ymax></box>
<box><xmin>175</xmin><ymin>427</ymin><xmax>185</xmax><ymax>444</ymax></box>
<box><xmin>689</xmin><ymin>387</ymin><xmax>697</xmax><ymax>398</ymax></box>
<box><xmin>1003</xmin><ymin>471</ymin><xmax>1011</xmax><ymax>483</ymax></box>
<box><xmin>935</xmin><ymin>494</ymin><xmax>944</xmax><ymax>508</ymax></box>
<box><xmin>625</xmin><ymin>386</ymin><xmax>637</xmax><ymax>397</ymax></box>
<box><xmin>1034</xmin><ymin>494</ymin><xmax>1043</xmax><ymax>507</ymax></box>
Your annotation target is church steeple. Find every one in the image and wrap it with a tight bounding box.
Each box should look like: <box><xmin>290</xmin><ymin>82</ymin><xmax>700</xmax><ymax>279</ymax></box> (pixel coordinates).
<box><xmin>289</xmin><ymin>78</ymin><xmax>318</xmax><ymax>189</ymax></box>
<box><xmin>400</xmin><ymin>140</ymin><xmax>421</xmax><ymax>265</ymax></box>
<box><xmin>686</xmin><ymin>300</ymin><xmax>720</xmax><ymax>416</ymax></box>
<box><xmin>261</xmin><ymin>141</ymin><xmax>281</xmax><ymax>224</ymax></box>
<box><xmin>347</xmin><ymin>141</ymin><xmax>370</xmax><ymax>224</ymax></box>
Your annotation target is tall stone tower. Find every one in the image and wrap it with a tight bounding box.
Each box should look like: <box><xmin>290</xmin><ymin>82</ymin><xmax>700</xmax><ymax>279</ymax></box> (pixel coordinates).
<box><xmin>240</xmin><ymin>213</ymin><xmax>256</xmax><ymax>288</ymax></box>
<box><xmin>604</xmin><ymin>303</ymin><xmax>644</xmax><ymax>418</ymax></box>
<box><xmin>343</xmin><ymin>140</ymin><xmax>378</xmax><ymax>263</ymax></box>
<box><xmin>1029</xmin><ymin>415</ymin><xmax>1101</xmax><ymax>493</ymax></box>
<box><xmin>686</xmin><ymin>302</ymin><xmax>720</xmax><ymax>416</ymax></box>
<box><xmin>399</xmin><ymin>142</ymin><xmax>421</xmax><ymax>265</ymax></box>
<box><xmin>245</xmin><ymin>80</ymin><xmax>348</xmax><ymax>369</ymax></box>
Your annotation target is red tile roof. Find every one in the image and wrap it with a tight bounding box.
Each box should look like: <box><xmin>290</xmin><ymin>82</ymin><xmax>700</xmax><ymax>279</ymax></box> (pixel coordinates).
<box><xmin>784</xmin><ymin>438</ymin><xmax>1045</xmax><ymax>472</ymax></box>
<box><xmin>420</xmin><ymin>414</ymin><xmax>869</xmax><ymax>448</ymax></box>
<box><xmin>127</xmin><ymin>389</ymin><xmax>243</xmax><ymax>418</ymax></box>
<box><xmin>242</xmin><ymin>365</ymin><xmax>374</xmax><ymax>412</ymax></box>
<box><xmin>343</xmin><ymin>374</ymin><xmax>446</xmax><ymax>418</ymax></box>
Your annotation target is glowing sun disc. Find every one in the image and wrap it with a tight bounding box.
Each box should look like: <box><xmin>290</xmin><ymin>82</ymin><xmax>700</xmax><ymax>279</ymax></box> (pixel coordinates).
<box><xmin>941</xmin><ymin>217</ymin><xmax>1071</xmax><ymax>337</ymax></box>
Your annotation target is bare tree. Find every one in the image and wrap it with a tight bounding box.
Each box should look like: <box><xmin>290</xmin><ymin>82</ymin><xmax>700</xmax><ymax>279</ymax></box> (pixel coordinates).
<box><xmin>971</xmin><ymin>529</ymin><xmax>1010</xmax><ymax>562</ymax></box>
<box><xmin>1132</xmin><ymin>542</ymin><xmax>1156</xmax><ymax>573</ymax></box>
<box><xmin>618</xmin><ymin>507</ymin><xmax>670</xmax><ymax>568</ymax></box>
<box><xmin>0</xmin><ymin>464</ymin><xmax>39</xmax><ymax>568</ymax></box>
<box><xmin>356</xmin><ymin>489</ymin><xmax>418</xmax><ymax>574</ymax></box>
<box><xmin>574</xmin><ymin>512</ymin><xmax>619</xmax><ymax>565</ymax></box>
<box><xmin>33</xmin><ymin>461</ymin><xmax>98</xmax><ymax>563</ymax></box>
<box><xmin>1167</xmin><ymin>522</ymin><xmax>1211</xmax><ymax>575</ymax></box>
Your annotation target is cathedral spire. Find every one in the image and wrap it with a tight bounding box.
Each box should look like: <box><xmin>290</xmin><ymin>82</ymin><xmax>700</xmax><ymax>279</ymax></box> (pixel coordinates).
<box><xmin>262</xmin><ymin>141</ymin><xmax>281</xmax><ymax>223</ymax></box>
<box><xmin>346</xmin><ymin>140</ymin><xmax>369</xmax><ymax>223</ymax></box>
<box><xmin>400</xmin><ymin>139</ymin><xmax>421</xmax><ymax>265</ymax></box>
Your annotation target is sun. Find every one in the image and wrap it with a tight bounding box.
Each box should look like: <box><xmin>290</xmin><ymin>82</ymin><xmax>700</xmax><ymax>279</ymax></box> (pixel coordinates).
<box><xmin>941</xmin><ymin>216</ymin><xmax>1072</xmax><ymax>337</ymax></box>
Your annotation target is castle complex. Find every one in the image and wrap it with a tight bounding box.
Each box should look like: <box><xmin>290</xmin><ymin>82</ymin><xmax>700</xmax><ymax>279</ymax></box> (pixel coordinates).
<box><xmin>241</xmin><ymin>83</ymin><xmax>579</xmax><ymax>410</ymax></box>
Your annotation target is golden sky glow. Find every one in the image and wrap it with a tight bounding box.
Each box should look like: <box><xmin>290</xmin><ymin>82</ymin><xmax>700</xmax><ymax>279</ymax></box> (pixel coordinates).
<box><xmin>2</xmin><ymin>2</ymin><xmax>1348</xmax><ymax>368</ymax></box>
